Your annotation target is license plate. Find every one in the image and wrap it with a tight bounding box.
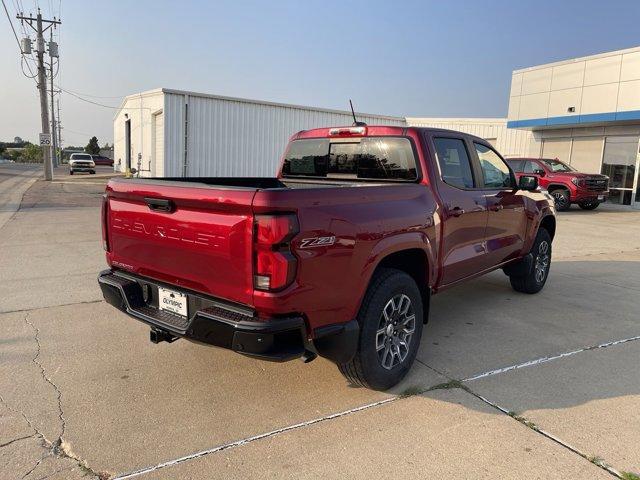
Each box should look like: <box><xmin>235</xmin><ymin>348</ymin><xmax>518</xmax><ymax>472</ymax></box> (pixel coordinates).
<box><xmin>598</xmin><ymin>195</ymin><xmax>604</xmax><ymax>201</ymax></box>
<box><xmin>158</xmin><ymin>287</ymin><xmax>188</xmax><ymax>318</ymax></box>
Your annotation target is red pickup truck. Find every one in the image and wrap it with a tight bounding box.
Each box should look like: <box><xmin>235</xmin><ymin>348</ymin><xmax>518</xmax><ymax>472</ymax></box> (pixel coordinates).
<box><xmin>98</xmin><ymin>126</ymin><xmax>556</xmax><ymax>390</ymax></box>
<box><xmin>506</xmin><ymin>157</ymin><xmax>609</xmax><ymax>211</ymax></box>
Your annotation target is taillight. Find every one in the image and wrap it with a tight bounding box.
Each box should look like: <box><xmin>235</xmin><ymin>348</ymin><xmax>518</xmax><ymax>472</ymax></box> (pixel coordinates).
<box><xmin>253</xmin><ymin>214</ymin><xmax>299</xmax><ymax>291</ymax></box>
<box><xmin>101</xmin><ymin>193</ymin><xmax>110</xmax><ymax>251</ymax></box>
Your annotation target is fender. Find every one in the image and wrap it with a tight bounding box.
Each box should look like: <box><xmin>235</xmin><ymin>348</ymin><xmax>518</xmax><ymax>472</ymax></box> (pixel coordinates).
<box><xmin>546</xmin><ymin>182</ymin><xmax>571</xmax><ymax>192</ymax></box>
<box><xmin>347</xmin><ymin>231</ymin><xmax>436</xmax><ymax>322</ymax></box>
<box><xmin>523</xmin><ymin>208</ymin><xmax>556</xmax><ymax>253</ymax></box>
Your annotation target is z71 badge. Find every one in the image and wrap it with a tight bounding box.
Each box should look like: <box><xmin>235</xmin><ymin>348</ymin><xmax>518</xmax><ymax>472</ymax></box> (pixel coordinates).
<box><xmin>299</xmin><ymin>236</ymin><xmax>336</xmax><ymax>248</ymax></box>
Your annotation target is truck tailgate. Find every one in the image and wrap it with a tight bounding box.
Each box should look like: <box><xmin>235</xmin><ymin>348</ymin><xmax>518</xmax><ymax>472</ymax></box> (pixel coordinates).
<box><xmin>105</xmin><ymin>180</ymin><xmax>256</xmax><ymax>306</ymax></box>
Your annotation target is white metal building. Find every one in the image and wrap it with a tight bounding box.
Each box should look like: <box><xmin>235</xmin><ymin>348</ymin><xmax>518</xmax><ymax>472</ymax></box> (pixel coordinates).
<box><xmin>113</xmin><ymin>89</ymin><xmax>406</xmax><ymax>178</ymax></box>
<box><xmin>507</xmin><ymin>45</ymin><xmax>640</xmax><ymax>207</ymax></box>
<box><xmin>405</xmin><ymin>117</ymin><xmax>533</xmax><ymax>157</ymax></box>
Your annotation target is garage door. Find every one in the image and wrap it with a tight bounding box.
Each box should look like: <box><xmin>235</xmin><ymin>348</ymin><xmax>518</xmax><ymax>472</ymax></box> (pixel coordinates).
<box><xmin>542</xmin><ymin>138</ymin><xmax>572</xmax><ymax>164</ymax></box>
<box><xmin>154</xmin><ymin>112</ymin><xmax>164</xmax><ymax>177</ymax></box>
<box><xmin>570</xmin><ymin>137</ymin><xmax>603</xmax><ymax>174</ymax></box>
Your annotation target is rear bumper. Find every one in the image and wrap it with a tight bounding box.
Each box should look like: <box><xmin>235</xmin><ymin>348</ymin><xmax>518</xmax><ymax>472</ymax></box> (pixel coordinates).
<box><xmin>98</xmin><ymin>269</ymin><xmax>308</xmax><ymax>362</ymax></box>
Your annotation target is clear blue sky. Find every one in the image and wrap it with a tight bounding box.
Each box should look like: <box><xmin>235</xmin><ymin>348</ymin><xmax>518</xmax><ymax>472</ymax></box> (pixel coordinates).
<box><xmin>2</xmin><ymin>0</ymin><xmax>639</xmax><ymax>145</ymax></box>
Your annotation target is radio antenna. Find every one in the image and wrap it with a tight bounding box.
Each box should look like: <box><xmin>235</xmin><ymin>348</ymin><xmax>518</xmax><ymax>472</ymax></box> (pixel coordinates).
<box><xmin>349</xmin><ymin>99</ymin><xmax>367</xmax><ymax>127</ymax></box>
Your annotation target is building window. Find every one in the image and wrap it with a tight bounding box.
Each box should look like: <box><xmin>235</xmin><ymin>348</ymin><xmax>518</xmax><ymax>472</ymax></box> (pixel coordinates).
<box><xmin>601</xmin><ymin>136</ymin><xmax>639</xmax><ymax>205</ymax></box>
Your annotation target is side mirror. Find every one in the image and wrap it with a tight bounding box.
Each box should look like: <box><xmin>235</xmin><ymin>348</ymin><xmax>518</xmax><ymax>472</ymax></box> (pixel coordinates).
<box><xmin>518</xmin><ymin>175</ymin><xmax>539</xmax><ymax>191</ymax></box>
<box><xmin>534</xmin><ymin>169</ymin><xmax>545</xmax><ymax>176</ymax></box>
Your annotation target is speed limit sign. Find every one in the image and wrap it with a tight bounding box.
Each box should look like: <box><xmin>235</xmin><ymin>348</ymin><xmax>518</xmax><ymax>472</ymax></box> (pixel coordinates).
<box><xmin>39</xmin><ymin>133</ymin><xmax>52</xmax><ymax>146</ymax></box>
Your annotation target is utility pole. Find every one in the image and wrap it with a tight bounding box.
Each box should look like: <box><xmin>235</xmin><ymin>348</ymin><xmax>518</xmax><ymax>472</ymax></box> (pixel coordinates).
<box><xmin>17</xmin><ymin>9</ymin><xmax>60</xmax><ymax>181</ymax></box>
<box><xmin>49</xmin><ymin>30</ymin><xmax>58</xmax><ymax>168</ymax></box>
<box><xmin>57</xmin><ymin>98</ymin><xmax>62</xmax><ymax>152</ymax></box>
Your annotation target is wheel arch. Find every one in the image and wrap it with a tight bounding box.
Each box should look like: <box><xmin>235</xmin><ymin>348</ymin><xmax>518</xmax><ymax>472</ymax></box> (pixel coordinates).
<box><xmin>546</xmin><ymin>183</ymin><xmax>570</xmax><ymax>193</ymax></box>
<box><xmin>539</xmin><ymin>214</ymin><xmax>556</xmax><ymax>241</ymax></box>
<box><xmin>369</xmin><ymin>247</ymin><xmax>431</xmax><ymax>324</ymax></box>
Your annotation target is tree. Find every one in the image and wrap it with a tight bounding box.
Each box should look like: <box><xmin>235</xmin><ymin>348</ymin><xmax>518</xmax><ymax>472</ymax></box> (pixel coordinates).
<box><xmin>86</xmin><ymin>136</ymin><xmax>100</xmax><ymax>154</ymax></box>
<box><xmin>22</xmin><ymin>143</ymin><xmax>43</xmax><ymax>163</ymax></box>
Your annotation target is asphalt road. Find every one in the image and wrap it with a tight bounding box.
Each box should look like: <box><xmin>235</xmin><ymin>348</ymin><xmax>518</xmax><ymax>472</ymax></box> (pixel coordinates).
<box><xmin>1</xmin><ymin>167</ymin><xmax>639</xmax><ymax>479</ymax></box>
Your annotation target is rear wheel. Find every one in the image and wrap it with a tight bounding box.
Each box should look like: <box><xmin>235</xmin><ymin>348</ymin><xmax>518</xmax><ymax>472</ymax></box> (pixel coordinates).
<box><xmin>509</xmin><ymin>228</ymin><xmax>552</xmax><ymax>294</ymax></box>
<box><xmin>338</xmin><ymin>268</ymin><xmax>423</xmax><ymax>390</ymax></box>
<box><xmin>551</xmin><ymin>189</ymin><xmax>570</xmax><ymax>211</ymax></box>
<box><xmin>69</xmin><ymin>170</ymin><xmax>74</xmax><ymax>175</ymax></box>
<box><xmin>579</xmin><ymin>201</ymin><xmax>599</xmax><ymax>210</ymax></box>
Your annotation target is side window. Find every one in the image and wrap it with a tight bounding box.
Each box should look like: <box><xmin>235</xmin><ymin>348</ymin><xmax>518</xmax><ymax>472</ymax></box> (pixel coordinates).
<box><xmin>522</xmin><ymin>160</ymin><xmax>536</xmax><ymax>174</ymax></box>
<box><xmin>508</xmin><ymin>160</ymin><xmax>523</xmax><ymax>172</ymax></box>
<box><xmin>474</xmin><ymin>143</ymin><xmax>513</xmax><ymax>189</ymax></box>
<box><xmin>433</xmin><ymin>138</ymin><xmax>474</xmax><ymax>189</ymax></box>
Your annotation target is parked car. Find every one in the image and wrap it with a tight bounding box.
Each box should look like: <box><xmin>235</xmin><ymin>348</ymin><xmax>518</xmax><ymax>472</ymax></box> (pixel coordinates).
<box><xmin>68</xmin><ymin>153</ymin><xmax>95</xmax><ymax>175</ymax></box>
<box><xmin>98</xmin><ymin>126</ymin><xmax>556</xmax><ymax>390</ymax></box>
<box><xmin>506</xmin><ymin>157</ymin><xmax>608</xmax><ymax>211</ymax></box>
<box><xmin>91</xmin><ymin>155</ymin><xmax>114</xmax><ymax>166</ymax></box>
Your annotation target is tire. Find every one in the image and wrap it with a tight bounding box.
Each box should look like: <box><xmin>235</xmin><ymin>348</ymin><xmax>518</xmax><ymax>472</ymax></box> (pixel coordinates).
<box><xmin>551</xmin><ymin>189</ymin><xmax>570</xmax><ymax>211</ymax></box>
<box><xmin>69</xmin><ymin>170</ymin><xmax>74</xmax><ymax>175</ymax></box>
<box><xmin>90</xmin><ymin>170</ymin><xmax>96</xmax><ymax>174</ymax></box>
<box><xmin>337</xmin><ymin>268</ymin><xmax>423</xmax><ymax>390</ymax></box>
<box><xmin>509</xmin><ymin>228</ymin><xmax>552</xmax><ymax>294</ymax></box>
<box><xmin>579</xmin><ymin>201</ymin><xmax>599</xmax><ymax>210</ymax></box>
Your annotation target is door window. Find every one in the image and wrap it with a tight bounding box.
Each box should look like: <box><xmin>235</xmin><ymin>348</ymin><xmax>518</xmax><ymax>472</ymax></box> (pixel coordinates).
<box><xmin>523</xmin><ymin>160</ymin><xmax>544</xmax><ymax>174</ymax></box>
<box><xmin>474</xmin><ymin>143</ymin><xmax>513</xmax><ymax>189</ymax></box>
<box><xmin>433</xmin><ymin>138</ymin><xmax>474</xmax><ymax>189</ymax></box>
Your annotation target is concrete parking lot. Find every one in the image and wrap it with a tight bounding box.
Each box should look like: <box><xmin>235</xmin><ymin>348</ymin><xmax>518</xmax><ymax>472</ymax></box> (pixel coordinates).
<box><xmin>1</xmin><ymin>163</ymin><xmax>639</xmax><ymax>479</ymax></box>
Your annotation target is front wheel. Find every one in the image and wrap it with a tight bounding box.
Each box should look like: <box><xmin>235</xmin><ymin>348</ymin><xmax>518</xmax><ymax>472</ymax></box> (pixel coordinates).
<box><xmin>551</xmin><ymin>189</ymin><xmax>570</xmax><ymax>211</ymax></box>
<box><xmin>579</xmin><ymin>201</ymin><xmax>599</xmax><ymax>210</ymax></box>
<box><xmin>338</xmin><ymin>268</ymin><xmax>423</xmax><ymax>390</ymax></box>
<box><xmin>509</xmin><ymin>228</ymin><xmax>552</xmax><ymax>294</ymax></box>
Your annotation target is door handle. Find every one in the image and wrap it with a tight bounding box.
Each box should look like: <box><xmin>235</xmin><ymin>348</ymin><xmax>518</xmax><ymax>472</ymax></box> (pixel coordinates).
<box><xmin>449</xmin><ymin>207</ymin><xmax>465</xmax><ymax>217</ymax></box>
<box><xmin>490</xmin><ymin>204</ymin><xmax>504</xmax><ymax>212</ymax></box>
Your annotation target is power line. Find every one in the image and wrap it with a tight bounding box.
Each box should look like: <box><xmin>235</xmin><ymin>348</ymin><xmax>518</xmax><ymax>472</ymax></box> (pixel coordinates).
<box><xmin>55</xmin><ymin>85</ymin><xmax>125</xmax><ymax>99</ymax></box>
<box><xmin>58</xmin><ymin>87</ymin><xmax>121</xmax><ymax>109</ymax></box>
<box><xmin>1</xmin><ymin>0</ymin><xmax>37</xmax><ymax>80</ymax></box>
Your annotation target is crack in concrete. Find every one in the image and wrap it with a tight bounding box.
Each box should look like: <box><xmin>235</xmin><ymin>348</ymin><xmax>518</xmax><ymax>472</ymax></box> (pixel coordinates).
<box><xmin>19</xmin><ymin>313</ymin><xmax>107</xmax><ymax>480</ymax></box>
<box><xmin>0</xmin><ymin>434</ymin><xmax>36</xmax><ymax>448</ymax></box>
<box><xmin>414</xmin><ymin>358</ymin><xmax>624</xmax><ymax>479</ymax></box>
<box><xmin>463</xmin><ymin>334</ymin><xmax>640</xmax><ymax>382</ymax></box>
<box><xmin>1</xmin><ymin>300</ymin><xmax>103</xmax><ymax>316</ymax></box>
<box><xmin>111</xmin><ymin>396</ymin><xmax>402</xmax><ymax>479</ymax></box>
<box><xmin>0</xmin><ymin>393</ymin><xmax>40</xmax><ymax>439</ymax></box>
<box><xmin>24</xmin><ymin>313</ymin><xmax>67</xmax><ymax>443</ymax></box>
<box><xmin>21</xmin><ymin>449</ymin><xmax>50</xmax><ymax>480</ymax></box>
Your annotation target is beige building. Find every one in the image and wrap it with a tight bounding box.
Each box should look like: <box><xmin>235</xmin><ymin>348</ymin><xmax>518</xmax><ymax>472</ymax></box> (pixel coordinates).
<box><xmin>507</xmin><ymin>45</ymin><xmax>640</xmax><ymax>207</ymax></box>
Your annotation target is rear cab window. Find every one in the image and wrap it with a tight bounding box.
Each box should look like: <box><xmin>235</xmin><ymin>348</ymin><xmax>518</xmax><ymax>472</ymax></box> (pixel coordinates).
<box><xmin>71</xmin><ymin>154</ymin><xmax>92</xmax><ymax>160</ymax></box>
<box><xmin>281</xmin><ymin>137</ymin><xmax>418</xmax><ymax>181</ymax></box>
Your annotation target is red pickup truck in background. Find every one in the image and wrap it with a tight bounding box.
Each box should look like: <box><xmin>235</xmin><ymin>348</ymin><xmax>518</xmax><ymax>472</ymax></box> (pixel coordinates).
<box><xmin>506</xmin><ymin>157</ymin><xmax>609</xmax><ymax>211</ymax></box>
<box><xmin>98</xmin><ymin>126</ymin><xmax>555</xmax><ymax>390</ymax></box>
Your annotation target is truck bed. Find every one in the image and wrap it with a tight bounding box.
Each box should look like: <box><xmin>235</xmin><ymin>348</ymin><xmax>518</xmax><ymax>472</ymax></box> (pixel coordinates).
<box><xmin>104</xmin><ymin>176</ymin><xmax>419</xmax><ymax>308</ymax></box>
